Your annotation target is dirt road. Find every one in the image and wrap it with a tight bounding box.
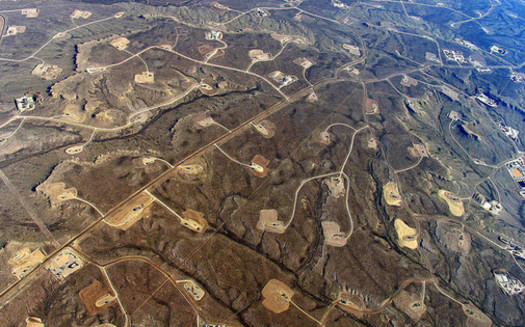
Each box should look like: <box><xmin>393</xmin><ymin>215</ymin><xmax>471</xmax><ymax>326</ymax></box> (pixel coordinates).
<box><xmin>0</xmin><ymin>168</ymin><xmax>59</xmax><ymax>247</ymax></box>
<box><xmin>0</xmin><ymin>85</ymin><xmax>313</xmax><ymax>303</ymax></box>
<box><xmin>0</xmin><ymin>14</ymin><xmax>6</xmax><ymax>51</ymax></box>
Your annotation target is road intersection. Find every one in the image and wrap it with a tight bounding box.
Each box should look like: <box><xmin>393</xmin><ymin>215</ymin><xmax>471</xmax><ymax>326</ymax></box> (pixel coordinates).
<box><xmin>0</xmin><ymin>0</ymin><xmax>523</xmax><ymax>325</ymax></box>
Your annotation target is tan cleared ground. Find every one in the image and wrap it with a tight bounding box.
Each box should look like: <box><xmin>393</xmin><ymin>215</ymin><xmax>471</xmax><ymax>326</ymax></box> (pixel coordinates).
<box><xmin>182</xmin><ymin>280</ymin><xmax>206</xmax><ymax>301</ymax></box>
<box><xmin>103</xmin><ymin>192</ymin><xmax>154</xmax><ymax>230</ymax></box>
<box><xmin>251</xmin><ymin>155</ymin><xmax>270</xmax><ymax>178</ymax></box>
<box><xmin>407</xmin><ymin>146</ymin><xmax>418</xmax><ymax>157</ymax></box>
<box><xmin>321</xmin><ymin>221</ymin><xmax>347</xmax><ymax>247</ymax></box>
<box><xmin>393</xmin><ymin>290</ymin><xmax>426</xmax><ymax>322</ymax></box>
<box><xmin>177</xmin><ymin>164</ymin><xmax>204</xmax><ymax>175</ymax></box>
<box><xmin>25</xmin><ymin>317</ymin><xmax>44</xmax><ymax>327</ymax></box>
<box><xmin>337</xmin><ymin>290</ymin><xmax>365</xmax><ymax>319</ymax></box>
<box><xmin>198</xmin><ymin>44</ymin><xmax>215</xmax><ymax>57</ymax></box>
<box><xmin>306</xmin><ymin>92</ymin><xmax>318</xmax><ymax>102</ymax></box>
<box><xmin>31</xmin><ymin>63</ymin><xmax>63</xmax><ymax>80</ymax></box>
<box><xmin>368</xmin><ymin>137</ymin><xmax>378</xmax><ymax>150</ymax></box>
<box><xmin>425</xmin><ymin>52</ymin><xmax>440</xmax><ymax>63</ymax></box>
<box><xmin>6</xmin><ymin>26</ymin><xmax>26</xmax><ymax>36</ymax></box>
<box><xmin>400</xmin><ymin>75</ymin><xmax>418</xmax><ymax>87</ymax></box>
<box><xmin>134</xmin><ymin>71</ymin><xmax>154</xmax><ymax>84</ymax></box>
<box><xmin>262</xmin><ymin>279</ymin><xmax>294</xmax><ymax>314</ymax></box>
<box><xmin>199</xmin><ymin>80</ymin><xmax>213</xmax><ymax>91</ymax></box>
<box><xmin>141</xmin><ymin>157</ymin><xmax>157</xmax><ymax>166</ymax></box>
<box><xmin>444</xmin><ymin>228</ymin><xmax>471</xmax><ymax>254</ymax></box>
<box><xmin>383</xmin><ymin>182</ymin><xmax>402</xmax><ymax>206</ymax></box>
<box><xmin>211</xmin><ymin>1</ymin><xmax>229</xmax><ymax>11</ymax></box>
<box><xmin>21</xmin><ymin>8</ymin><xmax>39</xmax><ymax>18</ymax></box>
<box><xmin>270</xmin><ymin>33</ymin><xmax>310</xmax><ymax>45</ymax></box>
<box><xmin>79</xmin><ymin>280</ymin><xmax>116</xmax><ymax>315</ymax></box>
<box><xmin>66</xmin><ymin>145</ymin><xmax>84</xmax><ymax>155</ymax></box>
<box><xmin>463</xmin><ymin>303</ymin><xmax>492</xmax><ymax>327</ymax></box>
<box><xmin>252</xmin><ymin>120</ymin><xmax>275</xmax><ymax>138</ymax></box>
<box><xmin>0</xmin><ymin>58</ymin><xmax>314</xmax><ymax>314</ymax></box>
<box><xmin>438</xmin><ymin>190</ymin><xmax>464</xmax><ymax>216</ymax></box>
<box><xmin>62</xmin><ymin>104</ymin><xmax>87</xmax><ymax>123</ymax></box>
<box><xmin>93</xmin><ymin>109</ymin><xmax>120</xmax><ymax>125</ymax></box>
<box><xmin>181</xmin><ymin>209</ymin><xmax>208</xmax><ymax>233</ymax></box>
<box><xmin>257</xmin><ymin>209</ymin><xmax>286</xmax><ymax>234</ymax></box>
<box><xmin>205</xmin><ymin>30</ymin><xmax>223</xmax><ymax>40</ymax></box>
<box><xmin>45</xmin><ymin>247</ymin><xmax>84</xmax><ymax>280</ymax></box>
<box><xmin>199</xmin><ymin>80</ymin><xmax>217</xmax><ymax>95</ymax></box>
<box><xmin>441</xmin><ymin>86</ymin><xmax>459</xmax><ymax>101</ymax></box>
<box><xmin>409</xmin><ymin>143</ymin><xmax>429</xmax><ymax>158</ymax></box>
<box><xmin>36</xmin><ymin>182</ymin><xmax>78</xmax><ymax>207</ymax></box>
<box><xmin>324</xmin><ymin>176</ymin><xmax>345</xmax><ymax>198</ymax></box>
<box><xmin>70</xmin><ymin>9</ymin><xmax>92</xmax><ymax>19</ymax></box>
<box><xmin>109</xmin><ymin>37</ymin><xmax>130</xmax><ymax>50</ymax></box>
<box><xmin>8</xmin><ymin>248</ymin><xmax>46</xmax><ymax>280</ymax></box>
<box><xmin>193</xmin><ymin>112</ymin><xmax>215</xmax><ymax>129</ymax></box>
<box><xmin>293</xmin><ymin>57</ymin><xmax>314</xmax><ymax>69</ymax></box>
<box><xmin>317</xmin><ymin>130</ymin><xmax>331</xmax><ymax>145</ymax></box>
<box><xmin>175</xmin><ymin>157</ymin><xmax>210</xmax><ymax>184</ymax></box>
<box><xmin>365</xmin><ymin>98</ymin><xmax>380</xmax><ymax>114</ymax></box>
<box><xmin>343</xmin><ymin>44</ymin><xmax>360</xmax><ymax>56</ymax></box>
<box><xmin>248</xmin><ymin>49</ymin><xmax>271</xmax><ymax>61</ymax></box>
<box><xmin>270</xmin><ymin>33</ymin><xmax>293</xmax><ymax>43</ymax></box>
<box><xmin>394</xmin><ymin>219</ymin><xmax>418</xmax><ymax>249</ymax></box>
<box><xmin>268</xmin><ymin>71</ymin><xmax>297</xmax><ymax>87</ymax></box>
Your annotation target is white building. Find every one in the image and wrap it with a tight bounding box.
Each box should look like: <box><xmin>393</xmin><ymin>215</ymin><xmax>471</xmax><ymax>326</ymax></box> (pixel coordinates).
<box><xmin>45</xmin><ymin>248</ymin><xmax>84</xmax><ymax>280</ymax></box>
<box><xmin>494</xmin><ymin>271</ymin><xmax>525</xmax><ymax>296</ymax></box>
<box><xmin>16</xmin><ymin>96</ymin><xmax>35</xmax><ymax>112</ymax></box>
<box><xmin>490</xmin><ymin>45</ymin><xmax>507</xmax><ymax>54</ymax></box>
<box><xmin>443</xmin><ymin>49</ymin><xmax>467</xmax><ymax>63</ymax></box>
<box><xmin>511</xmin><ymin>73</ymin><xmax>525</xmax><ymax>83</ymax></box>
<box><xmin>476</xmin><ymin>93</ymin><xmax>497</xmax><ymax>107</ymax></box>
<box><xmin>332</xmin><ymin>0</ymin><xmax>350</xmax><ymax>9</ymax></box>
<box><xmin>498</xmin><ymin>123</ymin><xmax>519</xmax><ymax>140</ymax></box>
<box><xmin>205</xmin><ymin>30</ymin><xmax>223</xmax><ymax>41</ymax></box>
<box><xmin>455</xmin><ymin>38</ymin><xmax>478</xmax><ymax>50</ymax></box>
